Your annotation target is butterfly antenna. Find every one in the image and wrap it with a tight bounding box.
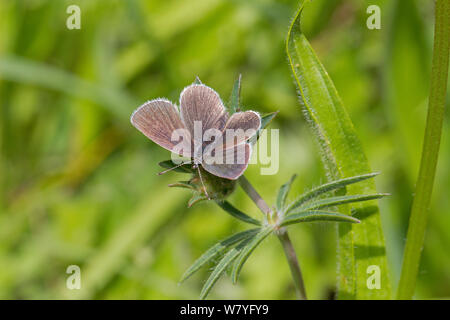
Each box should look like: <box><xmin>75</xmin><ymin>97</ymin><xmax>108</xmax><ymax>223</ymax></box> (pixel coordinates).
<box><xmin>158</xmin><ymin>161</ymin><xmax>191</xmax><ymax>175</ymax></box>
<box><xmin>196</xmin><ymin>166</ymin><xmax>210</xmax><ymax>200</ymax></box>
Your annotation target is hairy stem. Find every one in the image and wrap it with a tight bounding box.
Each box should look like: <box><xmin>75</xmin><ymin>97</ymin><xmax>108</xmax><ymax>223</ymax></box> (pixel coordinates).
<box><xmin>397</xmin><ymin>0</ymin><xmax>450</xmax><ymax>300</ymax></box>
<box><xmin>238</xmin><ymin>175</ymin><xmax>307</xmax><ymax>299</ymax></box>
<box><xmin>278</xmin><ymin>230</ymin><xmax>307</xmax><ymax>300</ymax></box>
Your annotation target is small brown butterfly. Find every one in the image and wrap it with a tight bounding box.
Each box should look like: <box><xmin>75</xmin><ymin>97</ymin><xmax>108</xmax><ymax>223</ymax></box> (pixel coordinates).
<box><xmin>130</xmin><ymin>83</ymin><xmax>261</xmax><ymax>186</ymax></box>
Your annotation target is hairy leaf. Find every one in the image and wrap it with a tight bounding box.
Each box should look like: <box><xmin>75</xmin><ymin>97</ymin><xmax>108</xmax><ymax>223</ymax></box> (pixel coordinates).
<box><xmin>199</xmin><ymin>236</ymin><xmax>254</xmax><ymax>300</ymax></box>
<box><xmin>180</xmin><ymin>228</ymin><xmax>259</xmax><ymax>283</ymax></box>
<box><xmin>289</xmin><ymin>193</ymin><xmax>389</xmax><ymax>213</ymax></box>
<box><xmin>281</xmin><ymin>210</ymin><xmax>360</xmax><ymax>226</ymax></box>
<box><xmin>276</xmin><ymin>174</ymin><xmax>297</xmax><ymax>211</ymax></box>
<box><xmin>231</xmin><ymin>227</ymin><xmax>273</xmax><ymax>283</ymax></box>
<box><xmin>287</xmin><ymin>4</ymin><xmax>390</xmax><ymax>299</ymax></box>
<box><xmin>286</xmin><ymin>172</ymin><xmax>379</xmax><ymax>212</ymax></box>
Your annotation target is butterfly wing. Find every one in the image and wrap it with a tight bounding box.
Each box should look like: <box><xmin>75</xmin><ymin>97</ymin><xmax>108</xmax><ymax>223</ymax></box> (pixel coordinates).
<box><xmin>179</xmin><ymin>84</ymin><xmax>229</xmax><ymax>137</ymax></box>
<box><xmin>222</xmin><ymin>111</ymin><xmax>261</xmax><ymax>145</ymax></box>
<box><xmin>131</xmin><ymin>99</ymin><xmax>192</xmax><ymax>157</ymax></box>
<box><xmin>202</xmin><ymin>143</ymin><xmax>251</xmax><ymax>180</ymax></box>
<box><xmin>202</xmin><ymin>111</ymin><xmax>260</xmax><ymax>180</ymax></box>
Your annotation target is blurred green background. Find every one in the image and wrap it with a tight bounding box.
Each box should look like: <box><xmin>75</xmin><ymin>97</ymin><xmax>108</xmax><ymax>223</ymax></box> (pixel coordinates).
<box><xmin>0</xmin><ymin>0</ymin><xmax>449</xmax><ymax>299</ymax></box>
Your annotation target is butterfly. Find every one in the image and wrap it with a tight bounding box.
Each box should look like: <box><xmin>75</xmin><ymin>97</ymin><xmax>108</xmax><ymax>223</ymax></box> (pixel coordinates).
<box><xmin>130</xmin><ymin>83</ymin><xmax>261</xmax><ymax>189</ymax></box>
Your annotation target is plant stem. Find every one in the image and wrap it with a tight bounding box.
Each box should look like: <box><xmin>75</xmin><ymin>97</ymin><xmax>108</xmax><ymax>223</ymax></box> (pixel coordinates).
<box><xmin>238</xmin><ymin>175</ymin><xmax>271</xmax><ymax>216</ymax></box>
<box><xmin>238</xmin><ymin>175</ymin><xmax>307</xmax><ymax>299</ymax></box>
<box><xmin>278</xmin><ymin>230</ymin><xmax>307</xmax><ymax>300</ymax></box>
<box><xmin>397</xmin><ymin>0</ymin><xmax>450</xmax><ymax>300</ymax></box>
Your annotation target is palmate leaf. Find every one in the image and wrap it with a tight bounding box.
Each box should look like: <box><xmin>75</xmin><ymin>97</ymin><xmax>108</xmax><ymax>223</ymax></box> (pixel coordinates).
<box><xmin>276</xmin><ymin>174</ymin><xmax>297</xmax><ymax>211</ymax></box>
<box><xmin>281</xmin><ymin>210</ymin><xmax>360</xmax><ymax>227</ymax></box>
<box><xmin>231</xmin><ymin>227</ymin><xmax>274</xmax><ymax>283</ymax></box>
<box><xmin>216</xmin><ymin>201</ymin><xmax>261</xmax><ymax>226</ymax></box>
<box><xmin>288</xmin><ymin>193</ymin><xmax>389</xmax><ymax>214</ymax></box>
<box><xmin>285</xmin><ymin>172</ymin><xmax>380</xmax><ymax>213</ymax></box>
<box><xmin>287</xmin><ymin>3</ymin><xmax>390</xmax><ymax>299</ymax></box>
<box><xmin>180</xmin><ymin>228</ymin><xmax>259</xmax><ymax>283</ymax></box>
<box><xmin>199</xmin><ymin>236</ymin><xmax>253</xmax><ymax>300</ymax></box>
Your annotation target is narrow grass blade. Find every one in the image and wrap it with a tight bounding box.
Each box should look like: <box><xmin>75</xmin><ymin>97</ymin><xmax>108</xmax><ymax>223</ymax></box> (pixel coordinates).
<box><xmin>216</xmin><ymin>201</ymin><xmax>261</xmax><ymax>226</ymax></box>
<box><xmin>398</xmin><ymin>0</ymin><xmax>450</xmax><ymax>300</ymax></box>
<box><xmin>231</xmin><ymin>227</ymin><xmax>273</xmax><ymax>283</ymax></box>
<box><xmin>281</xmin><ymin>210</ymin><xmax>360</xmax><ymax>227</ymax></box>
<box><xmin>287</xmin><ymin>4</ymin><xmax>390</xmax><ymax>299</ymax></box>
<box><xmin>229</xmin><ymin>74</ymin><xmax>242</xmax><ymax>113</ymax></box>
<box><xmin>180</xmin><ymin>228</ymin><xmax>259</xmax><ymax>283</ymax></box>
<box><xmin>0</xmin><ymin>56</ymin><xmax>137</xmax><ymax>120</ymax></box>
<box><xmin>286</xmin><ymin>173</ymin><xmax>379</xmax><ymax>212</ymax></box>
<box><xmin>276</xmin><ymin>174</ymin><xmax>297</xmax><ymax>211</ymax></box>
<box><xmin>290</xmin><ymin>193</ymin><xmax>389</xmax><ymax>213</ymax></box>
<box><xmin>199</xmin><ymin>236</ymin><xmax>254</xmax><ymax>300</ymax></box>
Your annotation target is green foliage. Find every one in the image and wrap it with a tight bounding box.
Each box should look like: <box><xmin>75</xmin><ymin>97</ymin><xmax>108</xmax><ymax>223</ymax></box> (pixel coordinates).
<box><xmin>216</xmin><ymin>201</ymin><xmax>261</xmax><ymax>226</ymax></box>
<box><xmin>281</xmin><ymin>211</ymin><xmax>360</xmax><ymax>226</ymax></box>
<box><xmin>0</xmin><ymin>0</ymin><xmax>447</xmax><ymax>300</ymax></box>
<box><xmin>276</xmin><ymin>174</ymin><xmax>297</xmax><ymax>212</ymax></box>
<box><xmin>397</xmin><ymin>0</ymin><xmax>450</xmax><ymax>300</ymax></box>
<box><xmin>180</xmin><ymin>228</ymin><xmax>260</xmax><ymax>283</ymax></box>
<box><xmin>228</xmin><ymin>74</ymin><xmax>242</xmax><ymax>113</ymax></box>
<box><xmin>182</xmin><ymin>172</ymin><xmax>388</xmax><ymax>298</ymax></box>
<box><xmin>287</xmin><ymin>3</ymin><xmax>391</xmax><ymax>299</ymax></box>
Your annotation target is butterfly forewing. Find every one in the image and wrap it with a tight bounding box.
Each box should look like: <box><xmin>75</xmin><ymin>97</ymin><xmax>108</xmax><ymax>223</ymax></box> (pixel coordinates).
<box><xmin>131</xmin><ymin>99</ymin><xmax>192</xmax><ymax>157</ymax></box>
<box><xmin>180</xmin><ymin>84</ymin><xmax>229</xmax><ymax>138</ymax></box>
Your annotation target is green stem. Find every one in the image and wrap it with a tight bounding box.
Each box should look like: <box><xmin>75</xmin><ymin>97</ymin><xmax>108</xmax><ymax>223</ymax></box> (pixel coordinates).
<box><xmin>278</xmin><ymin>230</ymin><xmax>307</xmax><ymax>300</ymax></box>
<box><xmin>238</xmin><ymin>175</ymin><xmax>271</xmax><ymax>216</ymax></box>
<box><xmin>397</xmin><ymin>0</ymin><xmax>450</xmax><ymax>300</ymax></box>
<box><xmin>238</xmin><ymin>175</ymin><xmax>307</xmax><ymax>299</ymax></box>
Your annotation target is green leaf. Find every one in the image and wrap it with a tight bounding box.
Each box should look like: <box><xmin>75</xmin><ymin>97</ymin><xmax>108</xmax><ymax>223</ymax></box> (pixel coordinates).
<box><xmin>228</xmin><ymin>74</ymin><xmax>242</xmax><ymax>113</ymax></box>
<box><xmin>289</xmin><ymin>193</ymin><xmax>389</xmax><ymax>213</ymax></box>
<box><xmin>286</xmin><ymin>172</ymin><xmax>379</xmax><ymax>212</ymax></box>
<box><xmin>180</xmin><ymin>228</ymin><xmax>259</xmax><ymax>283</ymax></box>
<box><xmin>250</xmin><ymin>111</ymin><xmax>279</xmax><ymax>145</ymax></box>
<box><xmin>158</xmin><ymin>160</ymin><xmax>194</xmax><ymax>173</ymax></box>
<box><xmin>260</xmin><ymin>111</ymin><xmax>278</xmax><ymax>130</ymax></box>
<box><xmin>231</xmin><ymin>227</ymin><xmax>273</xmax><ymax>283</ymax></box>
<box><xmin>216</xmin><ymin>201</ymin><xmax>261</xmax><ymax>226</ymax></box>
<box><xmin>188</xmin><ymin>194</ymin><xmax>208</xmax><ymax>207</ymax></box>
<box><xmin>281</xmin><ymin>210</ymin><xmax>360</xmax><ymax>227</ymax></box>
<box><xmin>199</xmin><ymin>236</ymin><xmax>254</xmax><ymax>300</ymax></box>
<box><xmin>287</xmin><ymin>4</ymin><xmax>390</xmax><ymax>299</ymax></box>
<box><xmin>168</xmin><ymin>181</ymin><xmax>195</xmax><ymax>190</ymax></box>
<box><xmin>397</xmin><ymin>0</ymin><xmax>450</xmax><ymax>299</ymax></box>
<box><xmin>194</xmin><ymin>76</ymin><xmax>203</xmax><ymax>84</ymax></box>
<box><xmin>276</xmin><ymin>174</ymin><xmax>297</xmax><ymax>211</ymax></box>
